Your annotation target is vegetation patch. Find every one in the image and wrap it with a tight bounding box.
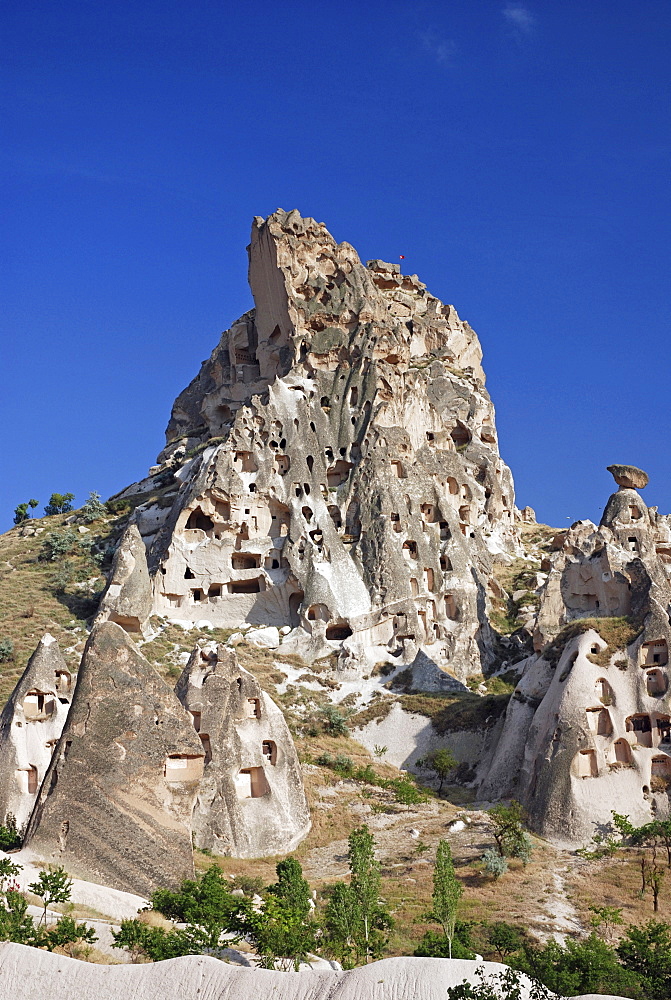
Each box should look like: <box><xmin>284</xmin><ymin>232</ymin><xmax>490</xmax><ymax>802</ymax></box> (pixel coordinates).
<box><xmin>399</xmin><ymin>691</ymin><xmax>511</xmax><ymax>734</ymax></box>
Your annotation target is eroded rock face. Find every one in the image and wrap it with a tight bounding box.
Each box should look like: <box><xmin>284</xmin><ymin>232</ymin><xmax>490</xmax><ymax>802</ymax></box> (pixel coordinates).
<box><xmin>480</xmin><ymin>479</ymin><xmax>671</xmax><ymax>845</ymax></box>
<box><xmin>136</xmin><ymin>209</ymin><xmax>518</xmax><ymax>681</ymax></box>
<box><xmin>0</xmin><ymin>635</ymin><xmax>73</xmax><ymax>833</ymax></box>
<box><xmin>175</xmin><ymin>643</ymin><xmax>311</xmax><ymax>857</ymax></box>
<box><xmin>25</xmin><ymin>622</ymin><xmax>204</xmax><ymax>895</ymax></box>
<box><xmin>607</xmin><ymin>464</ymin><xmax>649</xmax><ymax>490</ymax></box>
<box><xmin>96</xmin><ymin>523</ymin><xmax>153</xmax><ymax>635</ymax></box>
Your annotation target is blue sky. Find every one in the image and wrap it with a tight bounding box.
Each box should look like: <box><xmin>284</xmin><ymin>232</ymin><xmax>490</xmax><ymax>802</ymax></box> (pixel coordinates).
<box><xmin>2</xmin><ymin>0</ymin><xmax>670</xmax><ymax>531</ymax></box>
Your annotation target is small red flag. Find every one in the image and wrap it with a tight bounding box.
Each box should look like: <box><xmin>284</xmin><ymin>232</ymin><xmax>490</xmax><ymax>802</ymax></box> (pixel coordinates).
<box><xmin>399</xmin><ymin>255</ymin><xmax>405</xmax><ymax>259</ymax></box>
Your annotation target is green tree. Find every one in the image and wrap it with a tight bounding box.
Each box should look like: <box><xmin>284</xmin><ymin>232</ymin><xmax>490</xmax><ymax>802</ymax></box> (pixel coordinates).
<box><xmin>514</xmin><ymin>932</ymin><xmax>640</xmax><ymax>998</ymax></box>
<box><xmin>391</xmin><ymin>776</ymin><xmax>427</xmax><ymax>809</ymax></box>
<box><xmin>415</xmin><ymin>748</ymin><xmax>457</xmax><ymax>794</ymax></box>
<box><xmin>13</xmin><ymin>500</ymin><xmax>38</xmax><ymax>525</ymax></box>
<box><xmin>617</xmin><ymin>919</ymin><xmax>671</xmax><ymax>1000</ymax></box>
<box><xmin>488</xmin><ymin>801</ymin><xmax>532</xmax><ymax>862</ymax></box>
<box><xmin>80</xmin><ymin>491</ymin><xmax>107</xmax><ymax>523</ymax></box>
<box><xmin>428</xmin><ymin>839</ymin><xmax>463</xmax><ymax>959</ymax></box>
<box><xmin>39</xmin><ymin>529</ymin><xmax>79</xmax><ymax>561</ymax></box>
<box><xmin>589</xmin><ymin>904</ymin><xmax>624</xmax><ymax>942</ymax></box>
<box><xmin>245</xmin><ymin>859</ymin><xmax>316</xmax><ymax>970</ymax></box>
<box><xmin>413</xmin><ymin>922</ymin><xmax>475</xmax><ymax>960</ymax></box>
<box><xmin>44</xmin><ymin>493</ymin><xmax>75</xmax><ymax>516</ymax></box>
<box><xmin>0</xmin><ymin>859</ymin><xmax>21</xmax><ymax>893</ymax></box>
<box><xmin>322</xmin><ymin>825</ymin><xmax>392</xmax><ymax>966</ymax></box>
<box><xmin>487</xmin><ymin>920</ymin><xmax>523</xmax><ymax>959</ymax></box>
<box><xmin>150</xmin><ymin>865</ymin><xmax>248</xmax><ymax>952</ymax></box>
<box><xmin>28</xmin><ymin>866</ymin><xmax>72</xmax><ymax>925</ymax></box>
<box><xmin>39</xmin><ymin>914</ymin><xmax>98</xmax><ymax>954</ymax></box>
<box><xmin>0</xmin><ymin>890</ymin><xmax>38</xmax><ymax>945</ymax></box>
<box><xmin>319</xmin><ymin>704</ymin><xmax>350</xmax><ymax>736</ymax></box>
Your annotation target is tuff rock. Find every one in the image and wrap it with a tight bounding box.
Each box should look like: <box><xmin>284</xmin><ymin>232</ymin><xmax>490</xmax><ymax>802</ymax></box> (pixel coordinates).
<box><xmin>119</xmin><ymin>208</ymin><xmax>519</xmax><ymax>682</ymax></box>
<box><xmin>479</xmin><ymin>469</ymin><xmax>671</xmax><ymax>845</ymax></box>
<box><xmin>0</xmin><ymin>634</ymin><xmax>73</xmax><ymax>833</ymax></box>
<box><xmin>175</xmin><ymin>643</ymin><xmax>311</xmax><ymax>857</ymax></box>
<box><xmin>24</xmin><ymin>622</ymin><xmax>204</xmax><ymax>895</ymax></box>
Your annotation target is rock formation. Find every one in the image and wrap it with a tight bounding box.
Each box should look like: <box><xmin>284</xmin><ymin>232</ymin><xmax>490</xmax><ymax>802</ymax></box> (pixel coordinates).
<box><xmin>175</xmin><ymin>643</ymin><xmax>311</xmax><ymax>857</ymax></box>
<box><xmin>0</xmin><ymin>635</ymin><xmax>73</xmax><ymax>833</ymax></box>
<box><xmin>480</xmin><ymin>466</ymin><xmax>671</xmax><ymax>845</ymax></box>
<box><xmin>24</xmin><ymin>622</ymin><xmax>204</xmax><ymax>895</ymax></box>
<box><xmin>118</xmin><ymin>209</ymin><xmax>519</xmax><ymax>681</ymax></box>
<box><xmin>95</xmin><ymin>523</ymin><xmax>152</xmax><ymax>635</ymax></box>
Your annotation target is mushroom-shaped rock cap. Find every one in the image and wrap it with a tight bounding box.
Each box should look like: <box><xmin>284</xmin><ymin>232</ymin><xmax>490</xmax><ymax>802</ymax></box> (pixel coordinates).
<box><xmin>607</xmin><ymin>464</ymin><xmax>649</xmax><ymax>490</ymax></box>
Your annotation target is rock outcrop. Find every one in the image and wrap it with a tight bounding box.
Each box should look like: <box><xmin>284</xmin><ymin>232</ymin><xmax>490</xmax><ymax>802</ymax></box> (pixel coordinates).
<box><xmin>96</xmin><ymin>523</ymin><xmax>153</xmax><ymax>635</ymax></box>
<box><xmin>175</xmin><ymin>643</ymin><xmax>311</xmax><ymax>856</ymax></box>
<box><xmin>0</xmin><ymin>635</ymin><xmax>73</xmax><ymax>833</ymax></box>
<box><xmin>480</xmin><ymin>467</ymin><xmax>671</xmax><ymax>845</ymax></box>
<box><xmin>118</xmin><ymin>209</ymin><xmax>519</xmax><ymax>682</ymax></box>
<box><xmin>0</xmin><ymin>944</ymin><xmax>630</xmax><ymax>1000</ymax></box>
<box><xmin>24</xmin><ymin>622</ymin><xmax>204</xmax><ymax>895</ymax></box>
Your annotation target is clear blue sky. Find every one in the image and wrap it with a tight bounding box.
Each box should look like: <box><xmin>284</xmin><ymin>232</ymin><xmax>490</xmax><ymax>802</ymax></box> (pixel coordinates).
<box><xmin>2</xmin><ymin>1</ymin><xmax>670</xmax><ymax>531</ymax></box>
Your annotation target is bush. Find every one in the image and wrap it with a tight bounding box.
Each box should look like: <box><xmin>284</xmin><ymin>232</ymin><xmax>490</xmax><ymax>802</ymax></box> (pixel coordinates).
<box><xmin>0</xmin><ymin>639</ymin><xmax>14</xmax><ymax>664</ymax></box>
<box><xmin>414</xmin><ymin>923</ymin><xmax>475</xmax><ymax>959</ymax></box>
<box><xmin>319</xmin><ymin>705</ymin><xmax>350</xmax><ymax>736</ymax></box>
<box><xmin>40</xmin><ymin>530</ymin><xmax>79</xmax><ymax>562</ymax></box>
<box><xmin>0</xmin><ymin>815</ymin><xmax>21</xmax><ymax>851</ymax></box>
<box><xmin>482</xmin><ymin>848</ymin><xmax>508</xmax><ymax>879</ymax></box>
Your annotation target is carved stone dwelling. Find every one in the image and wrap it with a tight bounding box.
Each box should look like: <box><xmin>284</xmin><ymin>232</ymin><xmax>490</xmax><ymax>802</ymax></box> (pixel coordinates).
<box><xmin>24</xmin><ymin>622</ymin><xmax>205</xmax><ymax>896</ymax></box>
<box><xmin>0</xmin><ymin>634</ymin><xmax>74</xmax><ymax>833</ymax></box>
<box><xmin>116</xmin><ymin>209</ymin><xmax>520</xmax><ymax>682</ymax></box>
<box><xmin>479</xmin><ymin>467</ymin><xmax>671</xmax><ymax>845</ymax></box>
<box><xmin>175</xmin><ymin>643</ymin><xmax>311</xmax><ymax>857</ymax></box>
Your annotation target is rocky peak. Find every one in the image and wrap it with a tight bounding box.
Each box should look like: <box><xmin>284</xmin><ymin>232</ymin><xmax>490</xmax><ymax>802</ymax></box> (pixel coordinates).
<box><xmin>123</xmin><ymin>209</ymin><xmax>519</xmax><ymax>682</ymax></box>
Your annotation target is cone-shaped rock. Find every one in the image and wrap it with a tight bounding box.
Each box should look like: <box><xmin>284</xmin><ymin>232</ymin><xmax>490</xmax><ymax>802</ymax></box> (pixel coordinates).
<box><xmin>127</xmin><ymin>209</ymin><xmax>519</xmax><ymax>682</ymax></box>
<box><xmin>175</xmin><ymin>643</ymin><xmax>311</xmax><ymax>857</ymax></box>
<box><xmin>480</xmin><ymin>472</ymin><xmax>671</xmax><ymax>845</ymax></box>
<box><xmin>96</xmin><ymin>523</ymin><xmax>152</xmax><ymax>635</ymax></box>
<box><xmin>25</xmin><ymin>622</ymin><xmax>204</xmax><ymax>895</ymax></box>
<box><xmin>0</xmin><ymin>634</ymin><xmax>73</xmax><ymax>833</ymax></box>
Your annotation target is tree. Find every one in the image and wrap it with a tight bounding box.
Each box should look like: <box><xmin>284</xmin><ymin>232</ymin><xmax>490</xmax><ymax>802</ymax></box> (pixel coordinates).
<box><xmin>391</xmin><ymin>777</ymin><xmax>427</xmax><ymax>809</ymax></box>
<box><xmin>428</xmin><ymin>839</ymin><xmax>462</xmax><ymax>959</ymax></box>
<box><xmin>245</xmin><ymin>858</ymin><xmax>316</xmax><ymax>970</ymax></box>
<box><xmin>44</xmin><ymin>493</ymin><xmax>75</xmax><ymax>516</ymax></box>
<box><xmin>150</xmin><ymin>864</ymin><xmax>247</xmax><ymax>952</ymax></box>
<box><xmin>80</xmin><ymin>491</ymin><xmax>107</xmax><ymax>523</ymax></box>
<box><xmin>514</xmin><ymin>932</ymin><xmax>640</xmax><ymax>998</ymax></box>
<box><xmin>617</xmin><ymin>919</ymin><xmax>671</xmax><ymax>1000</ymax></box>
<box><xmin>415</xmin><ymin>748</ymin><xmax>457</xmax><ymax>794</ymax></box>
<box><xmin>0</xmin><ymin>815</ymin><xmax>21</xmax><ymax>850</ymax></box>
<box><xmin>322</xmin><ymin>825</ymin><xmax>392</xmax><ymax>966</ymax></box>
<box><xmin>28</xmin><ymin>866</ymin><xmax>72</xmax><ymax>925</ymax></box>
<box><xmin>589</xmin><ymin>904</ymin><xmax>624</xmax><ymax>943</ymax></box>
<box><xmin>487</xmin><ymin>920</ymin><xmax>524</xmax><ymax>959</ymax></box>
<box><xmin>13</xmin><ymin>500</ymin><xmax>38</xmax><ymax>525</ymax></box>
<box><xmin>413</xmin><ymin>922</ymin><xmax>475</xmax><ymax>960</ymax></box>
<box><xmin>488</xmin><ymin>801</ymin><xmax>532</xmax><ymax>862</ymax></box>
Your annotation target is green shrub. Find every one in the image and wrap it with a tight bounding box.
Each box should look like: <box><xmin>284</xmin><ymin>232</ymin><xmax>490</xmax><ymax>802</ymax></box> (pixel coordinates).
<box><xmin>0</xmin><ymin>639</ymin><xmax>14</xmax><ymax>664</ymax></box>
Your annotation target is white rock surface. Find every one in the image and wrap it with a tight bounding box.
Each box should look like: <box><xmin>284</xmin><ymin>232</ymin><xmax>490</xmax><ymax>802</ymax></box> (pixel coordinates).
<box><xmin>0</xmin><ymin>946</ymin><xmax>633</xmax><ymax>1000</ymax></box>
<box><xmin>245</xmin><ymin>625</ymin><xmax>281</xmax><ymax>648</ymax></box>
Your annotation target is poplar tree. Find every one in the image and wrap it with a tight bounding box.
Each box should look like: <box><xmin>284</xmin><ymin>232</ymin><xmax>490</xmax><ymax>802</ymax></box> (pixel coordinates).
<box><xmin>430</xmin><ymin>839</ymin><xmax>463</xmax><ymax>959</ymax></box>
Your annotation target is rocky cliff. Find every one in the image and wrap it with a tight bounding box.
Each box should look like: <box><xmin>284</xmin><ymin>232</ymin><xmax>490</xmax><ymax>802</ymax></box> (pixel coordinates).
<box><xmin>479</xmin><ymin>465</ymin><xmax>671</xmax><ymax>845</ymax></box>
<box><xmin>117</xmin><ymin>209</ymin><xmax>520</xmax><ymax>683</ymax></box>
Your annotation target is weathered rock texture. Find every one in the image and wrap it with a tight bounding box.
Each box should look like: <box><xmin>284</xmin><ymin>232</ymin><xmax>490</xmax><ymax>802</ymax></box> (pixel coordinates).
<box><xmin>480</xmin><ymin>470</ymin><xmax>671</xmax><ymax>845</ymax></box>
<box><xmin>96</xmin><ymin>523</ymin><xmax>153</xmax><ymax>635</ymax></box>
<box><xmin>175</xmin><ymin>643</ymin><xmax>311</xmax><ymax>856</ymax></box>
<box><xmin>25</xmin><ymin>622</ymin><xmax>204</xmax><ymax>895</ymax></box>
<box><xmin>0</xmin><ymin>945</ymin><xmax>629</xmax><ymax>1000</ymax></box>
<box><xmin>121</xmin><ymin>209</ymin><xmax>519</xmax><ymax>681</ymax></box>
<box><xmin>0</xmin><ymin>635</ymin><xmax>73</xmax><ymax>833</ymax></box>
